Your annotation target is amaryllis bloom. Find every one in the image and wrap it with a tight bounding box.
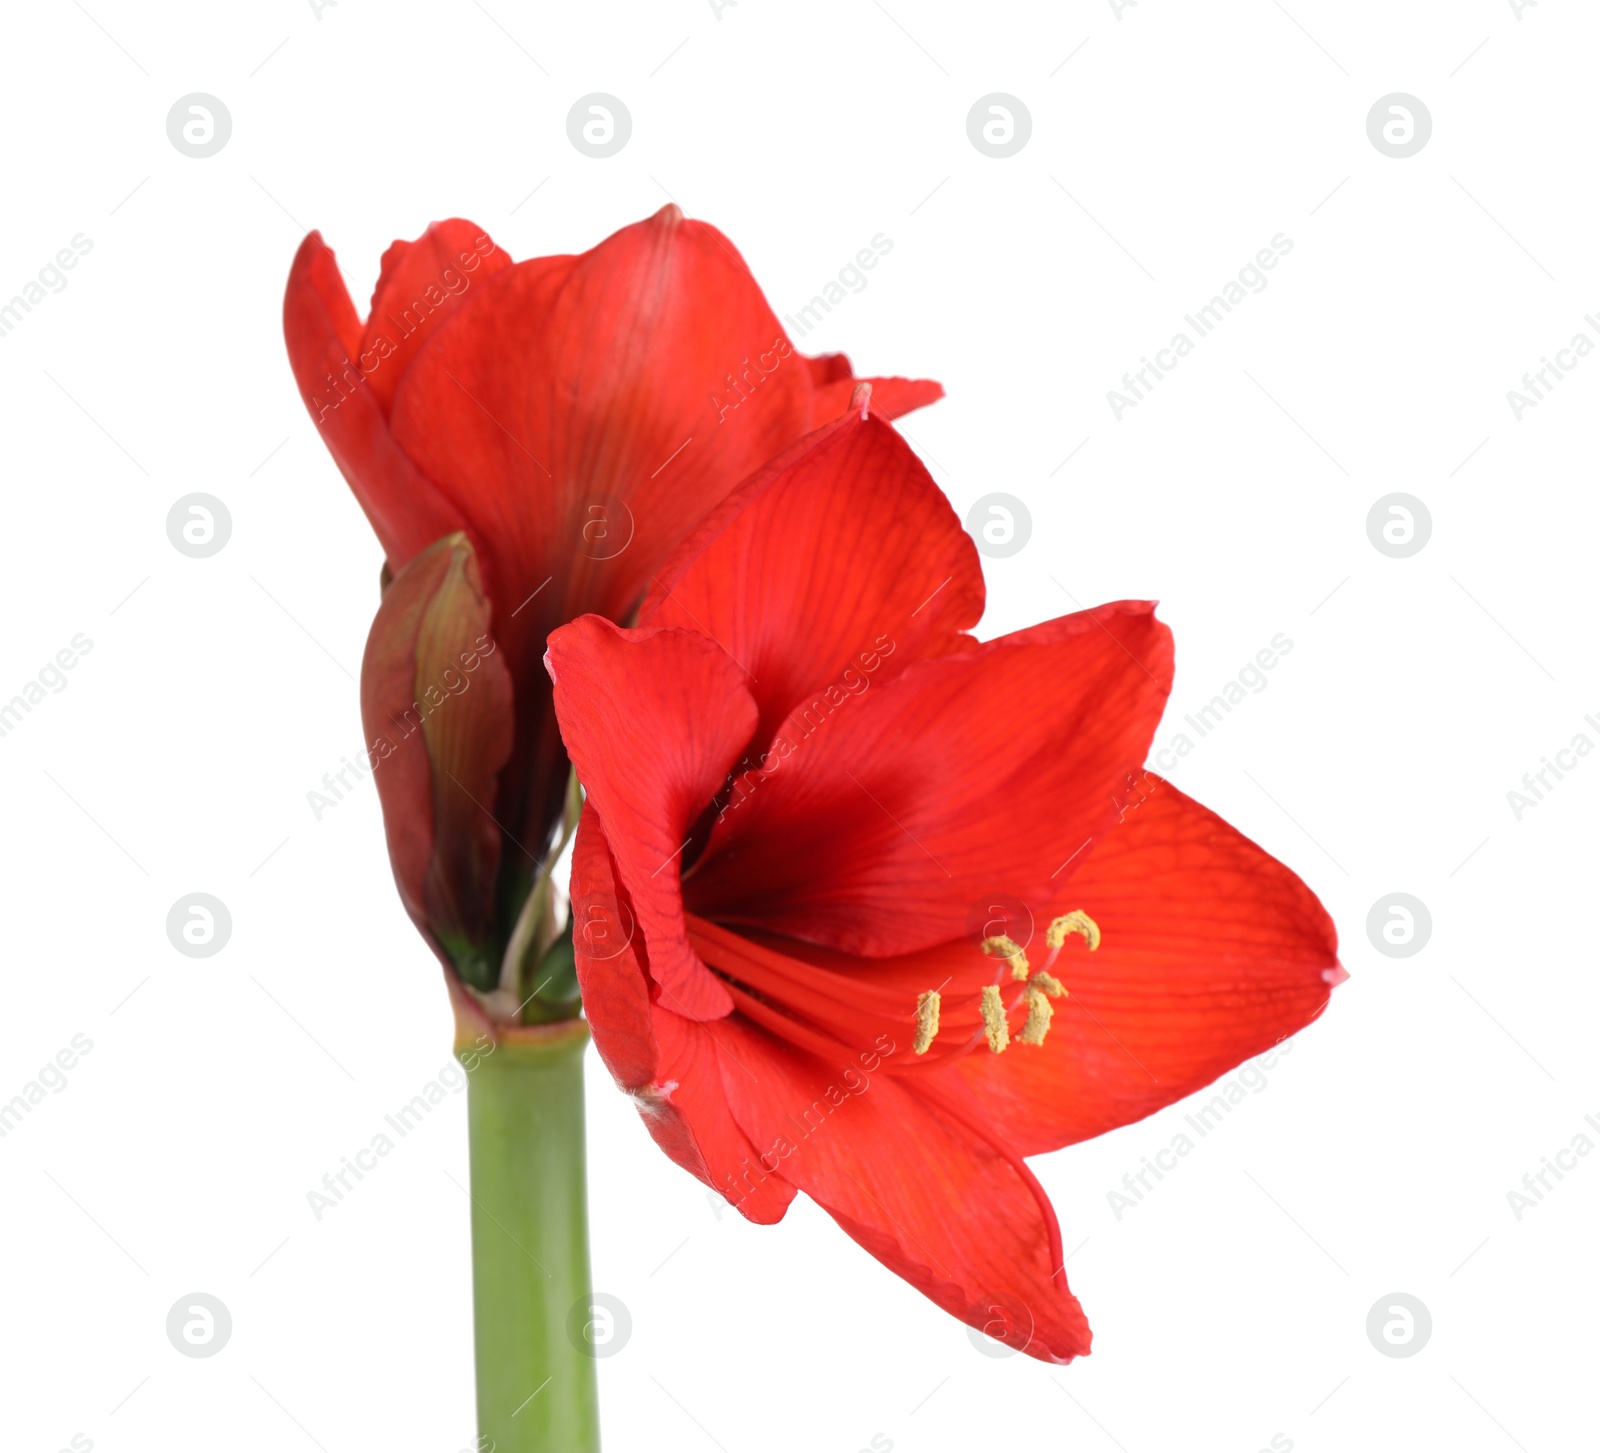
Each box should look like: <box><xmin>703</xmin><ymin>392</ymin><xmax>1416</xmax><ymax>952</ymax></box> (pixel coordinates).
<box><xmin>546</xmin><ymin>394</ymin><xmax>1343</xmax><ymax>1362</ymax></box>
<box><xmin>283</xmin><ymin>209</ymin><xmax>940</xmax><ymax>1012</ymax></box>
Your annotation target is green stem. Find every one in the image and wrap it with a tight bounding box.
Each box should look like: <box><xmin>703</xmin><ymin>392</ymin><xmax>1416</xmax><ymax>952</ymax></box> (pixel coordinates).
<box><xmin>462</xmin><ymin>1021</ymin><xmax>600</xmax><ymax>1452</ymax></box>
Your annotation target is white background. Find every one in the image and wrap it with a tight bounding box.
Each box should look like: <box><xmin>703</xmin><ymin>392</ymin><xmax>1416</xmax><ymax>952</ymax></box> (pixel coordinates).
<box><xmin>2</xmin><ymin>1</ymin><xmax>1596</xmax><ymax>1450</ymax></box>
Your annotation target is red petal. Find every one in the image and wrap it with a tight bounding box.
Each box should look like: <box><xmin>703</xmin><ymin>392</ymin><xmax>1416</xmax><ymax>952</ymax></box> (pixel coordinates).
<box><xmin>651</xmin><ymin>1010</ymin><xmax>797</xmax><ymax>1225</ymax></box>
<box><xmin>546</xmin><ymin>615</ymin><xmax>757</xmax><ymax>1019</ymax></box>
<box><xmin>803</xmin><ymin>351</ymin><xmax>854</xmax><ymax>386</ymax></box>
<box><xmin>947</xmin><ymin>777</ymin><xmax>1340</xmax><ymax>1154</ymax></box>
<box><xmin>357</xmin><ymin>220</ymin><xmax>515</xmax><ymax>415</ymax></box>
<box><xmin>282</xmin><ymin>231</ymin><xmax>464</xmax><ymax>568</ymax></box>
<box><xmin>710</xmin><ymin>1015</ymin><xmax>1092</xmax><ymax>1362</ymax></box>
<box><xmin>360</xmin><ymin>534</ymin><xmax>515</xmax><ymax>970</ymax></box>
<box><xmin>640</xmin><ymin>410</ymin><xmax>983</xmax><ymax>748</ymax></box>
<box><xmin>388</xmin><ymin>208</ymin><xmax>814</xmax><ymax>667</ymax></box>
<box><xmin>684</xmin><ymin>602</ymin><xmax>1175</xmax><ymax>957</ymax></box>
<box><xmin>569</xmin><ymin>811</ymin><xmax>659</xmax><ymax>1089</ymax></box>
<box><xmin>570</xmin><ymin>812</ymin><xmax>795</xmax><ymax>1224</ymax></box>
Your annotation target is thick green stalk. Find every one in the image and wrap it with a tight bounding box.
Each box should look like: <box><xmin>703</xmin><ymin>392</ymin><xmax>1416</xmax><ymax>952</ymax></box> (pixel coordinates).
<box><xmin>462</xmin><ymin>1021</ymin><xmax>599</xmax><ymax>1452</ymax></box>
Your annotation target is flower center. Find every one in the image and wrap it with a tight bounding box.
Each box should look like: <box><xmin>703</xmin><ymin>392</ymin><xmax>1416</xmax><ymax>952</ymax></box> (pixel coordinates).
<box><xmin>913</xmin><ymin>910</ymin><xmax>1101</xmax><ymax>1057</ymax></box>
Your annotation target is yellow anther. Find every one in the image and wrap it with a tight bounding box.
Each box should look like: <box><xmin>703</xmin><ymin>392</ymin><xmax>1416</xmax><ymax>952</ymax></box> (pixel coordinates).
<box><xmin>1030</xmin><ymin>971</ymin><xmax>1068</xmax><ymax>999</ymax></box>
<box><xmin>1045</xmin><ymin>909</ymin><xmax>1101</xmax><ymax>952</ymax></box>
<box><xmin>980</xmin><ymin>984</ymin><xmax>1009</xmax><ymax>1053</ymax></box>
<box><xmin>913</xmin><ymin>990</ymin><xmax>941</xmax><ymax>1055</ymax></box>
<box><xmin>1018</xmin><ymin>987</ymin><xmax>1053</xmax><ymax>1046</ymax></box>
<box><xmin>981</xmin><ymin>934</ymin><xmax>1030</xmax><ymax>981</ymax></box>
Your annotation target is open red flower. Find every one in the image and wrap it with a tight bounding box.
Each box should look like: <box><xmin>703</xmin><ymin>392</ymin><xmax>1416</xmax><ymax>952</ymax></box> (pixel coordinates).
<box><xmin>546</xmin><ymin>395</ymin><xmax>1342</xmax><ymax>1361</ymax></box>
<box><xmin>283</xmin><ymin>209</ymin><xmax>940</xmax><ymax>1006</ymax></box>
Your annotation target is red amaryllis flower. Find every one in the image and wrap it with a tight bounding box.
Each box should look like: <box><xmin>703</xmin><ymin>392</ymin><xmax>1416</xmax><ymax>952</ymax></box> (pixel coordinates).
<box><xmin>545</xmin><ymin>395</ymin><xmax>1343</xmax><ymax>1362</ymax></box>
<box><xmin>283</xmin><ymin>208</ymin><xmax>940</xmax><ymax>1010</ymax></box>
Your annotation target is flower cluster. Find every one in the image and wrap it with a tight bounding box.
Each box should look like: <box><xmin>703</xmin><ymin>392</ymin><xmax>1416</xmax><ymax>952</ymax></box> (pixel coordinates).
<box><xmin>286</xmin><ymin>209</ymin><xmax>1341</xmax><ymax>1363</ymax></box>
